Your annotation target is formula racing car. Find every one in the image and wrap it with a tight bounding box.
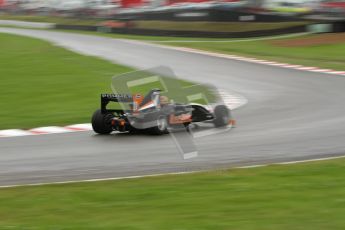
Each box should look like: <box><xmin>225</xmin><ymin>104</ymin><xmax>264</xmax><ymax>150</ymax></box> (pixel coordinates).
<box><xmin>91</xmin><ymin>89</ymin><xmax>232</xmax><ymax>135</ymax></box>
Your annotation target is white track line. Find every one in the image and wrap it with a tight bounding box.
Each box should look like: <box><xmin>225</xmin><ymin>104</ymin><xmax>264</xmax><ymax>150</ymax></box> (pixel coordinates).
<box><xmin>65</xmin><ymin>123</ymin><xmax>93</xmax><ymax>131</ymax></box>
<box><xmin>276</xmin><ymin>155</ymin><xmax>345</xmax><ymax>165</ymax></box>
<box><xmin>0</xmin><ymin>129</ymin><xmax>32</xmax><ymax>137</ymax></box>
<box><xmin>0</xmin><ymin>124</ymin><xmax>92</xmax><ymax>138</ymax></box>
<box><xmin>168</xmin><ymin>46</ymin><xmax>345</xmax><ymax>76</ymax></box>
<box><xmin>1</xmin><ymin>154</ymin><xmax>345</xmax><ymax>189</ymax></box>
<box><xmin>29</xmin><ymin>126</ymin><xmax>74</xmax><ymax>134</ymax></box>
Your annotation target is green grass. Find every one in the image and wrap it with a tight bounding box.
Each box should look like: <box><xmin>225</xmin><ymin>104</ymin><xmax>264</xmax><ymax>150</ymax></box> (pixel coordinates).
<box><xmin>1</xmin><ymin>158</ymin><xmax>345</xmax><ymax>229</ymax></box>
<box><xmin>0</xmin><ymin>32</ymin><xmax>213</xmax><ymax>129</ymax></box>
<box><xmin>0</xmin><ymin>32</ymin><xmax>131</xmax><ymax>129</ymax></box>
<box><xmin>161</xmin><ymin>35</ymin><xmax>345</xmax><ymax>71</ymax></box>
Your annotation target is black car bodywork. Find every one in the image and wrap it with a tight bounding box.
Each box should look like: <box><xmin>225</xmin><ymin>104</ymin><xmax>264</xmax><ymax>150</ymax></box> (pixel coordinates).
<box><xmin>92</xmin><ymin>89</ymin><xmax>231</xmax><ymax>135</ymax></box>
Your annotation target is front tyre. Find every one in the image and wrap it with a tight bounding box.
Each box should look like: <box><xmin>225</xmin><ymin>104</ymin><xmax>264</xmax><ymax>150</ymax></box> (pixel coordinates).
<box><xmin>91</xmin><ymin>109</ymin><xmax>113</xmax><ymax>134</ymax></box>
<box><xmin>213</xmin><ymin>105</ymin><xmax>230</xmax><ymax>127</ymax></box>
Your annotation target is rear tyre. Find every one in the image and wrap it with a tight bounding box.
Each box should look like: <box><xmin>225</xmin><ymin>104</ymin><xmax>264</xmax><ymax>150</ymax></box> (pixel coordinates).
<box><xmin>213</xmin><ymin>105</ymin><xmax>230</xmax><ymax>127</ymax></box>
<box><xmin>150</xmin><ymin>116</ymin><xmax>169</xmax><ymax>135</ymax></box>
<box><xmin>91</xmin><ymin>109</ymin><xmax>113</xmax><ymax>134</ymax></box>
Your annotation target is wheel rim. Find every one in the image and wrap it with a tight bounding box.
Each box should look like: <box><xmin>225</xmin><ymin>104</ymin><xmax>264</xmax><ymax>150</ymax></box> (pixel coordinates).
<box><xmin>222</xmin><ymin>113</ymin><xmax>229</xmax><ymax>124</ymax></box>
<box><xmin>104</xmin><ymin>114</ymin><xmax>114</xmax><ymax>125</ymax></box>
<box><xmin>157</xmin><ymin>117</ymin><xmax>167</xmax><ymax>131</ymax></box>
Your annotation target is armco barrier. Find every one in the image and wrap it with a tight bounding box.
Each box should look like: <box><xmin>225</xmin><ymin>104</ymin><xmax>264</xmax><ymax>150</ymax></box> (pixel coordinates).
<box><xmin>55</xmin><ymin>24</ymin><xmax>307</xmax><ymax>38</ymax></box>
<box><xmin>55</xmin><ymin>24</ymin><xmax>98</xmax><ymax>31</ymax></box>
<box><xmin>307</xmin><ymin>20</ymin><xmax>345</xmax><ymax>33</ymax></box>
<box><xmin>333</xmin><ymin>20</ymin><xmax>345</xmax><ymax>32</ymax></box>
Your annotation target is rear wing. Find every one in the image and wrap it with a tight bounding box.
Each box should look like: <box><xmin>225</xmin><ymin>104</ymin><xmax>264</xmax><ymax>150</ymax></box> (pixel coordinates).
<box><xmin>101</xmin><ymin>94</ymin><xmax>133</xmax><ymax>113</ymax></box>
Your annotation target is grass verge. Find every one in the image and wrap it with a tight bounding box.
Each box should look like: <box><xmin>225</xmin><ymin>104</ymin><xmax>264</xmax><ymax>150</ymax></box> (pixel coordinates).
<box><xmin>0</xmin><ymin>32</ymin><xmax>212</xmax><ymax>130</ymax></box>
<box><xmin>162</xmin><ymin>33</ymin><xmax>345</xmax><ymax>71</ymax></box>
<box><xmin>1</xmin><ymin>158</ymin><xmax>345</xmax><ymax>229</ymax></box>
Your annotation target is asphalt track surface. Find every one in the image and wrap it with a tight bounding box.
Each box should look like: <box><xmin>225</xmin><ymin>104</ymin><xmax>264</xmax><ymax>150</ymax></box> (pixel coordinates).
<box><xmin>1</xmin><ymin>28</ymin><xmax>345</xmax><ymax>186</ymax></box>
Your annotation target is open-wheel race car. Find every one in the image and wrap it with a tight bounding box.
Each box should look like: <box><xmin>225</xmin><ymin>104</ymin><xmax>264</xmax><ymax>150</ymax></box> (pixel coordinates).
<box><xmin>91</xmin><ymin>89</ymin><xmax>232</xmax><ymax>135</ymax></box>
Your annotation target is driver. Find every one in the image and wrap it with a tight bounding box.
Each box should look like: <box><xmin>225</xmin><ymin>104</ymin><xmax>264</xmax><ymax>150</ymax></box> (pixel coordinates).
<box><xmin>160</xmin><ymin>95</ymin><xmax>169</xmax><ymax>106</ymax></box>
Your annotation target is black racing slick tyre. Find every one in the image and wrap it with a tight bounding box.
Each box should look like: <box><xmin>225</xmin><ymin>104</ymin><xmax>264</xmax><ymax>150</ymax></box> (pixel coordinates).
<box><xmin>91</xmin><ymin>109</ymin><xmax>113</xmax><ymax>134</ymax></box>
<box><xmin>150</xmin><ymin>116</ymin><xmax>169</xmax><ymax>135</ymax></box>
<box><xmin>213</xmin><ymin>105</ymin><xmax>230</xmax><ymax>127</ymax></box>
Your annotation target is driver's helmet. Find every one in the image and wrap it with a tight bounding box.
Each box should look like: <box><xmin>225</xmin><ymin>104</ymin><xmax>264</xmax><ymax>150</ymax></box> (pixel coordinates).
<box><xmin>160</xmin><ymin>95</ymin><xmax>169</xmax><ymax>106</ymax></box>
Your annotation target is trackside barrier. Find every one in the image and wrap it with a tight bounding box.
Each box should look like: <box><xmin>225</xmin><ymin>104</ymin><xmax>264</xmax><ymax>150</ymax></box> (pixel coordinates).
<box><xmin>55</xmin><ymin>24</ymin><xmax>307</xmax><ymax>38</ymax></box>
